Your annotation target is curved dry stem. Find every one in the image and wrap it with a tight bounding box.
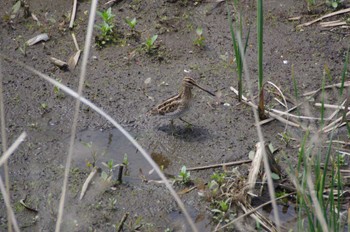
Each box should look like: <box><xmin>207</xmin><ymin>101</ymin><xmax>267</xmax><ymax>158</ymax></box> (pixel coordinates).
<box><xmin>0</xmin><ymin>131</ymin><xmax>26</xmax><ymax>232</ymax></box>
<box><xmin>0</xmin><ymin>132</ymin><xmax>27</xmax><ymax>167</ymax></box>
<box><xmin>266</xmin><ymin>81</ymin><xmax>288</xmax><ymax>110</ymax></box>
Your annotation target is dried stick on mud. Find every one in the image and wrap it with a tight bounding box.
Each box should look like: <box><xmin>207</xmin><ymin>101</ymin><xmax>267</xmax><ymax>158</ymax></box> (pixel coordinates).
<box><xmin>320</xmin><ymin>20</ymin><xmax>347</xmax><ymax>28</ymax></box>
<box><xmin>297</xmin><ymin>7</ymin><xmax>350</xmax><ymax>28</ymax></box>
<box><xmin>321</xmin><ymin>111</ymin><xmax>350</xmax><ymax>133</ymax></box>
<box><xmin>116</xmin><ymin>213</ymin><xmax>129</xmax><ymax>232</ymax></box>
<box><xmin>187</xmin><ymin>160</ymin><xmax>252</xmax><ymax>171</ymax></box>
<box><xmin>302</xmin><ymin>81</ymin><xmax>350</xmax><ymax>97</ymax></box>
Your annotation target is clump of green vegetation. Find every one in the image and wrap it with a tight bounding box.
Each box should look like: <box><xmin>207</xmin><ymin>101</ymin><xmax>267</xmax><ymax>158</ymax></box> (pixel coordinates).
<box><xmin>101</xmin><ymin>159</ymin><xmax>118</xmax><ymax>182</ymax></box>
<box><xmin>125</xmin><ymin>17</ymin><xmax>137</xmax><ymax>31</ymax></box>
<box><xmin>211</xmin><ymin>172</ymin><xmax>226</xmax><ymax>185</ymax></box>
<box><xmin>40</xmin><ymin>102</ymin><xmax>48</xmax><ymax>110</ymax></box>
<box><xmin>211</xmin><ymin>199</ymin><xmax>231</xmax><ymax>223</ymax></box>
<box><xmin>193</xmin><ymin>27</ymin><xmax>205</xmax><ymax>47</ymax></box>
<box><xmin>305</xmin><ymin>0</ymin><xmax>316</xmax><ymax>11</ymax></box>
<box><xmin>143</xmin><ymin>34</ymin><xmax>158</xmax><ymax>54</ymax></box>
<box><xmin>95</xmin><ymin>7</ymin><xmax>116</xmax><ymax>47</ymax></box>
<box><xmin>326</xmin><ymin>0</ymin><xmax>343</xmax><ymax>9</ymax></box>
<box><xmin>53</xmin><ymin>78</ymin><xmax>65</xmax><ymax>98</ymax></box>
<box><xmin>177</xmin><ymin>166</ymin><xmax>191</xmax><ymax>185</ymax></box>
<box><xmin>125</xmin><ymin>17</ymin><xmax>141</xmax><ymax>40</ymax></box>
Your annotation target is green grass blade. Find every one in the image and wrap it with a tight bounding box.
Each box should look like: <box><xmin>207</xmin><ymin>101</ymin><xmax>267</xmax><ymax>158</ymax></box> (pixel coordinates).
<box><xmin>226</xmin><ymin>1</ymin><xmax>244</xmax><ymax>102</ymax></box>
<box><xmin>244</xmin><ymin>26</ymin><xmax>251</xmax><ymax>54</ymax></box>
<box><xmin>321</xmin><ymin>71</ymin><xmax>326</xmax><ymax>128</ymax></box>
<box><xmin>340</xmin><ymin>48</ymin><xmax>349</xmax><ymax>96</ymax></box>
<box><xmin>257</xmin><ymin>0</ymin><xmax>263</xmax><ymax>91</ymax></box>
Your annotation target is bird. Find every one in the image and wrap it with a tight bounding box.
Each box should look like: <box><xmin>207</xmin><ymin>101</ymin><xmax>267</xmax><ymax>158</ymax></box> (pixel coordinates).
<box><xmin>149</xmin><ymin>76</ymin><xmax>215</xmax><ymax>125</ymax></box>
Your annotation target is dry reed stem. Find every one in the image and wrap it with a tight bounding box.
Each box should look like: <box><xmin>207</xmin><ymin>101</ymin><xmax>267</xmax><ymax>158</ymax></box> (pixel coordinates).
<box><xmin>247</xmin><ymin>142</ymin><xmax>264</xmax><ymax>192</ymax></box>
<box><xmin>0</xmin><ymin>132</ymin><xmax>27</xmax><ymax>167</ymax></box>
<box><xmin>69</xmin><ymin>0</ymin><xmax>78</xmax><ymax>29</ymax></box>
<box><xmin>297</xmin><ymin>7</ymin><xmax>350</xmax><ymax>28</ymax></box>
<box><xmin>186</xmin><ymin>160</ymin><xmax>251</xmax><ymax>171</ymax></box>
<box><xmin>236</xmin><ymin>33</ymin><xmax>281</xmax><ymax>230</ymax></box>
<box><xmin>0</xmin><ymin>58</ymin><xmax>12</xmax><ymax>232</ymax></box>
<box><xmin>231</xmin><ymin>87</ymin><xmax>301</xmax><ymax>128</ymax></box>
<box><xmin>302</xmin><ymin>81</ymin><xmax>350</xmax><ymax>97</ymax></box>
<box><xmin>55</xmin><ymin>0</ymin><xmax>98</xmax><ymax>230</ymax></box>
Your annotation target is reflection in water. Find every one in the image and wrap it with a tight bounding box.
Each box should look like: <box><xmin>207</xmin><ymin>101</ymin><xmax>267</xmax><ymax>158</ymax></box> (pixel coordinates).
<box><xmin>71</xmin><ymin>128</ymin><xmax>162</xmax><ymax>183</ymax></box>
<box><xmin>151</xmin><ymin>152</ymin><xmax>171</xmax><ymax>169</ymax></box>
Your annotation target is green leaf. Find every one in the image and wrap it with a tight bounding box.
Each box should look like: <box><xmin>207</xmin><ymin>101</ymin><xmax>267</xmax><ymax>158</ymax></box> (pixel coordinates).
<box><xmin>271</xmin><ymin>172</ymin><xmax>280</xmax><ymax>180</ymax></box>
<box><xmin>101</xmin><ymin>171</ymin><xmax>108</xmax><ymax>180</ymax></box>
<box><xmin>196</xmin><ymin>27</ymin><xmax>203</xmax><ymax>36</ymax></box>
<box><xmin>131</xmin><ymin>18</ymin><xmax>137</xmax><ymax>25</ymax></box>
<box><xmin>151</xmin><ymin>34</ymin><xmax>158</xmax><ymax>45</ymax></box>
<box><xmin>12</xmin><ymin>1</ymin><xmax>21</xmax><ymax>14</ymax></box>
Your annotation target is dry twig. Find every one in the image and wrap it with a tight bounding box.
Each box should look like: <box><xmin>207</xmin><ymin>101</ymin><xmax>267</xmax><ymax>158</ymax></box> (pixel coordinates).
<box><xmin>69</xmin><ymin>0</ymin><xmax>78</xmax><ymax>29</ymax></box>
<box><xmin>116</xmin><ymin>213</ymin><xmax>129</xmax><ymax>232</ymax></box>
<box><xmin>297</xmin><ymin>7</ymin><xmax>350</xmax><ymax>28</ymax></box>
<box><xmin>187</xmin><ymin>160</ymin><xmax>251</xmax><ymax>171</ymax></box>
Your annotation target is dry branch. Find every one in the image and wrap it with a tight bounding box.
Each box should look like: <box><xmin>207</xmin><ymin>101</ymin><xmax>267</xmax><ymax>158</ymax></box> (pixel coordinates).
<box><xmin>187</xmin><ymin>160</ymin><xmax>251</xmax><ymax>171</ymax></box>
<box><xmin>297</xmin><ymin>7</ymin><xmax>350</xmax><ymax>28</ymax></box>
<box><xmin>116</xmin><ymin>213</ymin><xmax>129</xmax><ymax>232</ymax></box>
<box><xmin>302</xmin><ymin>81</ymin><xmax>350</xmax><ymax>96</ymax></box>
<box><xmin>320</xmin><ymin>20</ymin><xmax>347</xmax><ymax>27</ymax></box>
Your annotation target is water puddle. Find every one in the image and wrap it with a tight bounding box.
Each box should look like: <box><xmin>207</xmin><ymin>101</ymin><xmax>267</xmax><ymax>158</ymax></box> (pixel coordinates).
<box><xmin>71</xmin><ymin>128</ymin><xmax>170</xmax><ymax>183</ymax></box>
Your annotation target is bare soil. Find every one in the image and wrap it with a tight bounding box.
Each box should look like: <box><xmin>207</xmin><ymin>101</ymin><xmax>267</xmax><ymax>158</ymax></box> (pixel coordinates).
<box><xmin>0</xmin><ymin>0</ymin><xmax>349</xmax><ymax>231</ymax></box>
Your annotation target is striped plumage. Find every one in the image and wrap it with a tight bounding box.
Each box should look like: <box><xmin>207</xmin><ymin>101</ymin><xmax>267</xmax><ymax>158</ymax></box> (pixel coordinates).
<box><xmin>150</xmin><ymin>77</ymin><xmax>215</xmax><ymax>121</ymax></box>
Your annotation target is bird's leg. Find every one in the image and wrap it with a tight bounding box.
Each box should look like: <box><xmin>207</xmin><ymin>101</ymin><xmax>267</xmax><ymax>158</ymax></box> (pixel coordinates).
<box><xmin>179</xmin><ymin>117</ymin><xmax>193</xmax><ymax>129</ymax></box>
<box><xmin>170</xmin><ymin>119</ymin><xmax>176</xmax><ymax>135</ymax></box>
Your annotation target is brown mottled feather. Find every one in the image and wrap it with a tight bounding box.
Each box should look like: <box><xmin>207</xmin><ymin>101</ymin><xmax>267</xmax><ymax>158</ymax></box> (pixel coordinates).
<box><xmin>150</xmin><ymin>77</ymin><xmax>214</xmax><ymax>119</ymax></box>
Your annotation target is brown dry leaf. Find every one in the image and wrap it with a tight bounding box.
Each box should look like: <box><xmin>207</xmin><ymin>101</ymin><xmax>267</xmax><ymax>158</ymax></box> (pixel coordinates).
<box><xmin>68</xmin><ymin>50</ymin><xmax>81</xmax><ymax>70</ymax></box>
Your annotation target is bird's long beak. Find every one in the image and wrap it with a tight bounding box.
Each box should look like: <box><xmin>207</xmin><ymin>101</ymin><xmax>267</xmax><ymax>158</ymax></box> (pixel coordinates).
<box><xmin>192</xmin><ymin>83</ymin><xmax>216</xmax><ymax>97</ymax></box>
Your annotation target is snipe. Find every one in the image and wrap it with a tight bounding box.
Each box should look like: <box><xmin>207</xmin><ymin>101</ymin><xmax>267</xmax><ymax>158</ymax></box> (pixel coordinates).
<box><xmin>150</xmin><ymin>77</ymin><xmax>215</xmax><ymax>125</ymax></box>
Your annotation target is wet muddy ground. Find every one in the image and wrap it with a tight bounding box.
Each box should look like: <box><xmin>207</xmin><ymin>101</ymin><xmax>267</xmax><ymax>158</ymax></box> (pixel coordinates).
<box><xmin>0</xmin><ymin>0</ymin><xmax>349</xmax><ymax>231</ymax></box>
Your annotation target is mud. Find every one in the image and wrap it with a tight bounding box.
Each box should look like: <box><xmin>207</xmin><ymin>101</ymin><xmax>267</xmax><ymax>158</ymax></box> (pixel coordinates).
<box><xmin>0</xmin><ymin>0</ymin><xmax>349</xmax><ymax>231</ymax></box>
